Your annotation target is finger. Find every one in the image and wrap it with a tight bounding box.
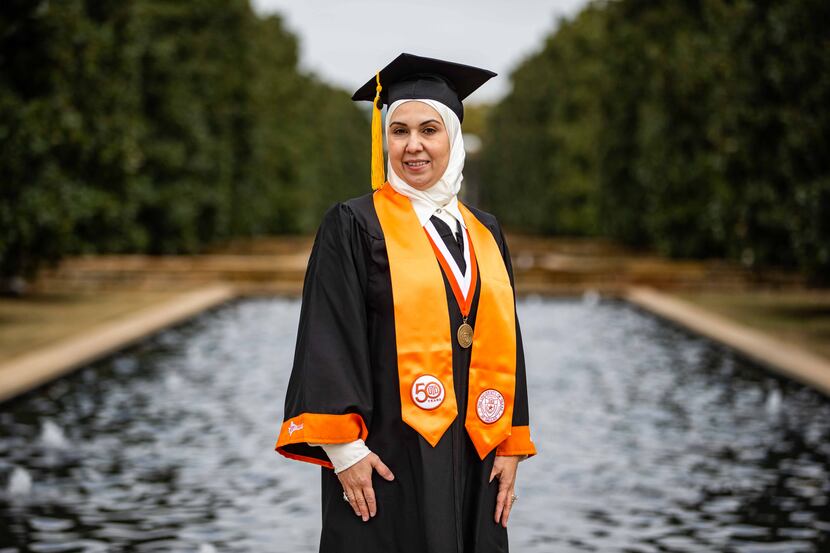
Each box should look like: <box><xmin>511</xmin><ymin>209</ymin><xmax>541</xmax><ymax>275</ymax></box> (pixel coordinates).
<box><xmin>346</xmin><ymin>488</ymin><xmax>361</xmax><ymax>517</ymax></box>
<box><xmin>372</xmin><ymin>457</ymin><xmax>395</xmax><ymax>481</ymax></box>
<box><xmin>495</xmin><ymin>475</ymin><xmax>511</xmax><ymax>522</ymax></box>
<box><xmin>489</xmin><ymin>465</ymin><xmax>499</xmax><ymax>483</ymax></box>
<box><xmin>501</xmin><ymin>489</ymin><xmax>514</xmax><ymax>528</ymax></box>
<box><xmin>494</xmin><ymin>488</ymin><xmax>506</xmax><ymax>523</ymax></box>
<box><xmin>364</xmin><ymin>485</ymin><xmax>377</xmax><ymax>517</ymax></box>
<box><xmin>354</xmin><ymin>488</ymin><xmax>370</xmax><ymax>522</ymax></box>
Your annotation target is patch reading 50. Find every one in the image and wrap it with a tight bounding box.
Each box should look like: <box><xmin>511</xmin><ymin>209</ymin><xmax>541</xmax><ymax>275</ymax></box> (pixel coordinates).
<box><xmin>411</xmin><ymin>374</ymin><xmax>446</xmax><ymax>410</ymax></box>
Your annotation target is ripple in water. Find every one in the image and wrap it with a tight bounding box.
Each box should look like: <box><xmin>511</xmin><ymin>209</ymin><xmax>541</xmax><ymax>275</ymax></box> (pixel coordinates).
<box><xmin>0</xmin><ymin>297</ymin><xmax>828</xmax><ymax>552</ymax></box>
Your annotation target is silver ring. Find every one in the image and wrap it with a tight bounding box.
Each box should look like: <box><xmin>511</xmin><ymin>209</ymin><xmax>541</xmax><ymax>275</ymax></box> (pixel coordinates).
<box><xmin>510</xmin><ymin>493</ymin><xmax>518</xmax><ymax>503</ymax></box>
<box><xmin>343</xmin><ymin>491</ymin><xmax>350</xmax><ymax>503</ymax></box>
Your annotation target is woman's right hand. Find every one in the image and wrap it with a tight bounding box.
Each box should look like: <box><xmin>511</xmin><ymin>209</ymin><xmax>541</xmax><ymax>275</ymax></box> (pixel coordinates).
<box><xmin>337</xmin><ymin>452</ymin><xmax>395</xmax><ymax>521</ymax></box>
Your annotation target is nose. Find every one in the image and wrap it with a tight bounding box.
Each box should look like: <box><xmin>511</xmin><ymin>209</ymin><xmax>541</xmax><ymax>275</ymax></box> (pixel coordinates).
<box><xmin>405</xmin><ymin>133</ymin><xmax>423</xmax><ymax>153</ymax></box>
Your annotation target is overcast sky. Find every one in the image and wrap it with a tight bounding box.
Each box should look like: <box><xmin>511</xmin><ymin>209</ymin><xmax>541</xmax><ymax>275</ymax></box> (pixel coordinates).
<box><xmin>251</xmin><ymin>0</ymin><xmax>591</xmax><ymax>104</ymax></box>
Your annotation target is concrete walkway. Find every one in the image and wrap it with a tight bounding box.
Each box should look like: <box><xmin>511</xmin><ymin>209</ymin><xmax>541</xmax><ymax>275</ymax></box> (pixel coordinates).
<box><xmin>0</xmin><ymin>284</ymin><xmax>236</xmax><ymax>403</ymax></box>
<box><xmin>625</xmin><ymin>286</ymin><xmax>830</xmax><ymax>397</ymax></box>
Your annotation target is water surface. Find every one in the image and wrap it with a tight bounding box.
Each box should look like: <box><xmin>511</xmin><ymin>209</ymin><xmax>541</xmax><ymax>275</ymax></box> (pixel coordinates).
<box><xmin>1</xmin><ymin>297</ymin><xmax>828</xmax><ymax>552</ymax></box>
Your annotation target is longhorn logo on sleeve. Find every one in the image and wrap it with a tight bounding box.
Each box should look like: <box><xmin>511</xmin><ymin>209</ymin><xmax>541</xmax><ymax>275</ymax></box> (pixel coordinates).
<box><xmin>288</xmin><ymin>421</ymin><xmax>304</xmax><ymax>436</ymax></box>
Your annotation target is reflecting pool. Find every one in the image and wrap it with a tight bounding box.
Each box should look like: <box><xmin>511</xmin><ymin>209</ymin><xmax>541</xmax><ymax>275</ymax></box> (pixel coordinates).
<box><xmin>1</xmin><ymin>297</ymin><xmax>829</xmax><ymax>552</ymax></box>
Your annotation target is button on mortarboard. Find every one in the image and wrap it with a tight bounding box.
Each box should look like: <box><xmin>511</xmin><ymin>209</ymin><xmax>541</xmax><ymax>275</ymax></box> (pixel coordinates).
<box><xmin>351</xmin><ymin>53</ymin><xmax>497</xmax><ymax>124</ymax></box>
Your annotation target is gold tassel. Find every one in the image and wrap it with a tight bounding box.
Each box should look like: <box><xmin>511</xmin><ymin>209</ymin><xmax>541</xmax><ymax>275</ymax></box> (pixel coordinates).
<box><xmin>371</xmin><ymin>71</ymin><xmax>385</xmax><ymax>190</ymax></box>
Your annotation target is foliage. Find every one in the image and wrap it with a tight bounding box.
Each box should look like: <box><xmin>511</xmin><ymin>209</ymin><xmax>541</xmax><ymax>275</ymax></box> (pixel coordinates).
<box><xmin>480</xmin><ymin>0</ymin><xmax>830</xmax><ymax>282</ymax></box>
<box><xmin>0</xmin><ymin>0</ymin><xmax>368</xmax><ymax>284</ymax></box>
<box><xmin>482</xmin><ymin>4</ymin><xmax>606</xmax><ymax>236</ymax></box>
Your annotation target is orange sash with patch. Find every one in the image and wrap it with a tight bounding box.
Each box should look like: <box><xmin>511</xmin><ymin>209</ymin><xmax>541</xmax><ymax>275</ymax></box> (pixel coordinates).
<box><xmin>373</xmin><ymin>183</ymin><xmax>516</xmax><ymax>459</ymax></box>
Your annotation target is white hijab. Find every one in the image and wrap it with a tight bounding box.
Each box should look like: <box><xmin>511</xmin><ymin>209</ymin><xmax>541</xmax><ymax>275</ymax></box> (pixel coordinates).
<box><xmin>385</xmin><ymin>99</ymin><xmax>465</xmax><ymax>209</ymax></box>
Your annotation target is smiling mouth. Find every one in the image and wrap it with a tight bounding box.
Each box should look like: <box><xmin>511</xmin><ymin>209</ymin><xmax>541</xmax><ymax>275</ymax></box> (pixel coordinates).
<box><xmin>404</xmin><ymin>160</ymin><xmax>430</xmax><ymax>167</ymax></box>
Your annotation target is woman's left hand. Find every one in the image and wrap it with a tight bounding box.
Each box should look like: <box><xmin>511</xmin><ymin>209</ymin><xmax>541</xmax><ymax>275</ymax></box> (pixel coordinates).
<box><xmin>490</xmin><ymin>455</ymin><xmax>521</xmax><ymax>528</ymax></box>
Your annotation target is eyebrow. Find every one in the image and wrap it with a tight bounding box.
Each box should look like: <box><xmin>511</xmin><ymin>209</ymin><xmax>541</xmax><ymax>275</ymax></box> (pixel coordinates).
<box><xmin>389</xmin><ymin>119</ymin><xmax>443</xmax><ymax>127</ymax></box>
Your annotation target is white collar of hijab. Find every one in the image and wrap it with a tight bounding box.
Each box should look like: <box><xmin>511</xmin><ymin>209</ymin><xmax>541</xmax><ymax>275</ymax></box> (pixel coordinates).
<box><xmin>385</xmin><ymin>99</ymin><xmax>466</xmax><ymax>229</ymax></box>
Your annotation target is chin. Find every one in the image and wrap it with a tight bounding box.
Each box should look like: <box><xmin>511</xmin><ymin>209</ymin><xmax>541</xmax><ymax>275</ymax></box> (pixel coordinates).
<box><xmin>402</xmin><ymin>175</ymin><xmax>437</xmax><ymax>191</ymax></box>
<box><xmin>410</xmin><ymin>181</ymin><xmax>435</xmax><ymax>191</ymax></box>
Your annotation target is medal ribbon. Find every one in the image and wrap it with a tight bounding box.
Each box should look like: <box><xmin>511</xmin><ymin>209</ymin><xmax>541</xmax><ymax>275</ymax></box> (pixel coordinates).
<box><xmin>423</xmin><ymin>229</ymin><xmax>478</xmax><ymax>321</ymax></box>
<box><xmin>373</xmin><ymin>183</ymin><xmax>516</xmax><ymax>458</ymax></box>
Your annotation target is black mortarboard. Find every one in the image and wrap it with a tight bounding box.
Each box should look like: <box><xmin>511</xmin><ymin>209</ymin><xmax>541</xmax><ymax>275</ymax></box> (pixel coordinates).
<box><xmin>352</xmin><ymin>53</ymin><xmax>497</xmax><ymax>124</ymax></box>
<box><xmin>352</xmin><ymin>53</ymin><xmax>497</xmax><ymax>190</ymax></box>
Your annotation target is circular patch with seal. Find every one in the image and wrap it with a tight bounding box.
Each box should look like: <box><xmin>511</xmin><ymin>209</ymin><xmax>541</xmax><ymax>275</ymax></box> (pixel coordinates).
<box><xmin>411</xmin><ymin>374</ymin><xmax>445</xmax><ymax>410</ymax></box>
<box><xmin>476</xmin><ymin>389</ymin><xmax>505</xmax><ymax>424</ymax></box>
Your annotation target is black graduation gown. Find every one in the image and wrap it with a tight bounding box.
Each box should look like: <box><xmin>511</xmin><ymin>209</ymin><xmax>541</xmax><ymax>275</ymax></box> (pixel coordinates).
<box><xmin>278</xmin><ymin>192</ymin><xmax>532</xmax><ymax>553</ymax></box>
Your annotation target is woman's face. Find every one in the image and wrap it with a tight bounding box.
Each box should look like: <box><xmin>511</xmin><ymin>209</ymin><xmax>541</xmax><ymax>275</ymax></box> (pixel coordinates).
<box><xmin>387</xmin><ymin>101</ymin><xmax>450</xmax><ymax>190</ymax></box>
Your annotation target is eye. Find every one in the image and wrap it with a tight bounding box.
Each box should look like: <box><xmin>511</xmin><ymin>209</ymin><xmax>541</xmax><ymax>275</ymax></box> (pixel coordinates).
<box><xmin>422</xmin><ymin>127</ymin><xmax>437</xmax><ymax>135</ymax></box>
<box><xmin>391</xmin><ymin>127</ymin><xmax>407</xmax><ymax>135</ymax></box>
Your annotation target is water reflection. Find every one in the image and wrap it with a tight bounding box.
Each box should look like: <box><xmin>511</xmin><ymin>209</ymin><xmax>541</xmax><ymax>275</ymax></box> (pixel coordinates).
<box><xmin>0</xmin><ymin>297</ymin><xmax>828</xmax><ymax>552</ymax></box>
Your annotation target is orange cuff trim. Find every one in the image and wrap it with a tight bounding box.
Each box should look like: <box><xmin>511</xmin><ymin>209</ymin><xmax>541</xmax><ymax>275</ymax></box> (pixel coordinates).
<box><xmin>274</xmin><ymin>413</ymin><xmax>369</xmax><ymax>468</ymax></box>
<box><xmin>277</xmin><ymin>450</ymin><xmax>336</xmax><ymax>469</ymax></box>
<box><xmin>495</xmin><ymin>425</ymin><xmax>537</xmax><ymax>457</ymax></box>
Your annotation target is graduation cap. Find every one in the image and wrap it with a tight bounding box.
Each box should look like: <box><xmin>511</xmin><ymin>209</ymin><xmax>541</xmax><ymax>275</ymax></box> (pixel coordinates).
<box><xmin>352</xmin><ymin>53</ymin><xmax>497</xmax><ymax>190</ymax></box>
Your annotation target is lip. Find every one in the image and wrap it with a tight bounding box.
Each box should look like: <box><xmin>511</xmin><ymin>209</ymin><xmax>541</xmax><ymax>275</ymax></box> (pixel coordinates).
<box><xmin>403</xmin><ymin>160</ymin><xmax>431</xmax><ymax>173</ymax></box>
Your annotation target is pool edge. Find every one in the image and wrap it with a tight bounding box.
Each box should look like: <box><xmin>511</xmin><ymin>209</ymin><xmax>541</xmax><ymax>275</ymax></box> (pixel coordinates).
<box><xmin>0</xmin><ymin>284</ymin><xmax>238</xmax><ymax>404</ymax></box>
<box><xmin>623</xmin><ymin>285</ymin><xmax>830</xmax><ymax>398</ymax></box>
<box><xmin>3</xmin><ymin>283</ymin><xmax>827</xmax><ymax>404</ymax></box>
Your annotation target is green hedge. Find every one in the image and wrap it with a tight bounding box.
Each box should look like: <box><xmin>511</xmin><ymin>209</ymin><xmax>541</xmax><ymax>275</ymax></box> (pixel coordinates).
<box><xmin>0</xmin><ymin>0</ymin><xmax>369</xmax><ymax>284</ymax></box>
<box><xmin>481</xmin><ymin>0</ymin><xmax>829</xmax><ymax>283</ymax></box>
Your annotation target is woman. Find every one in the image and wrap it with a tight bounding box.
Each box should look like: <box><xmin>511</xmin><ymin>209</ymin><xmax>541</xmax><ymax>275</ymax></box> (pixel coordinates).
<box><xmin>275</xmin><ymin>53</ymin><xmax>536</xmax><ymax>553</ymax></box>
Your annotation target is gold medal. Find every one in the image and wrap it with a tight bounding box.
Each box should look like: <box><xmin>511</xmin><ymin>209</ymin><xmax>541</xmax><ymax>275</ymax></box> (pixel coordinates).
<box><xmin>457</xmin><ymin>321</ymin><xmax>473</xmax><ymax>348</ymax></box>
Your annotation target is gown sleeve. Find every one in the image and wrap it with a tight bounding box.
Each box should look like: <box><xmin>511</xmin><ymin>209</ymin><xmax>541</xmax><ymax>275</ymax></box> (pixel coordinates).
<box><xmin>493</xmin><ymin>222</ymin><xmax>538</xmax><ymax>458</ymax></box>
<box><xmin>274</xmin><ymin>202</ymin><xmax>373</xmax><ymax>469</ymax></box>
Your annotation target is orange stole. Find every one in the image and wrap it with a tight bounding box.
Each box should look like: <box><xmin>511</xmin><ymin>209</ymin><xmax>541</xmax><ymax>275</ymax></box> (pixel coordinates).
<box><xmin>373</xmin><ymin>183</ymin><xmax>516</xmax><ymax>459</ymax></box>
